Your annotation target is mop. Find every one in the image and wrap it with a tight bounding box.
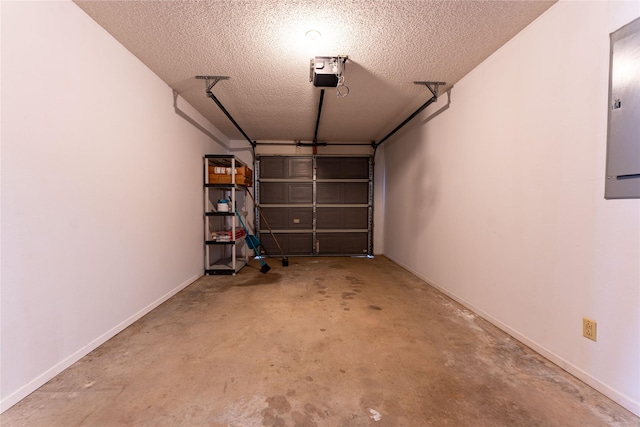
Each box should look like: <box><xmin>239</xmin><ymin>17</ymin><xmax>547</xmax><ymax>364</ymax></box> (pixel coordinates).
<box><xmin>235</xmin><ymin>210</ymin><xmax>270</xmax><ymax>273</ymax></box>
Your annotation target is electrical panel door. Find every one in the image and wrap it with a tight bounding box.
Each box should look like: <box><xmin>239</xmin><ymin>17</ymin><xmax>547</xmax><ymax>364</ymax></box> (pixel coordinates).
<box><xmin>605</xmin><ymin>17</ymin><xmax>640</xmax><ymax>199</ymax></box>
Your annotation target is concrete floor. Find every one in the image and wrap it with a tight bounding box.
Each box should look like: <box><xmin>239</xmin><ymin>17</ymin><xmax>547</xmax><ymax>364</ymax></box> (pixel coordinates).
<box><xmin>2</xmin><ymin>256</ymin><xmax>639</xmax><ymax>426</ymax></box>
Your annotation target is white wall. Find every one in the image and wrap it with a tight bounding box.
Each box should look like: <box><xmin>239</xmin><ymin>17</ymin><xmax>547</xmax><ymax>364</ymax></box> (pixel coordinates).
<box><xmin>1</xmin><ymin>1</ymin><xmax>229</xmax><ymax>411</ymax></box>
<box><xmin>383</xmin><ymin>0</ymin><xmax>640</xmax><ymax>416</ymax></box>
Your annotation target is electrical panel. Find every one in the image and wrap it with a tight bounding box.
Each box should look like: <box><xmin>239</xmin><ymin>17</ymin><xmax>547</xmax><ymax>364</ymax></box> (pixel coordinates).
<box><xmin>605</xmin><ymin>17</ymin><xmax>640</xmax><ymax>199</ymax></box>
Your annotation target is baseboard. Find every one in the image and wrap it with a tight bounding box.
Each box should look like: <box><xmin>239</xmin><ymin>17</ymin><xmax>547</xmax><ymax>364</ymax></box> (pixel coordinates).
<box><xmin>0</xmin><ymin>271</ymin><xmax>203</xmax><ymax>413</ymax></box>
<box><xmin>383</xmin><ymin>254</ymin><xmax>640</xmax><ymax>417</ymax></box>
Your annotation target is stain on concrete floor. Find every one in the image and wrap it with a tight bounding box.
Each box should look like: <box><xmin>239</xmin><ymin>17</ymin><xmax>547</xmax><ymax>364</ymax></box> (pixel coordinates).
<box><xmin>2</xmin><ymin>257</ymin><xmax>638</xmax><ymax>426</ymax></box>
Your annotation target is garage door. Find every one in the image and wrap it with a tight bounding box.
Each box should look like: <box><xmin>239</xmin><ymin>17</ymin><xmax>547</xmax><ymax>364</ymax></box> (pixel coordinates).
<box><xmin>256</xmin><ymin>156</ymin><xmax>372</xmax><ymax>256</ymax></box>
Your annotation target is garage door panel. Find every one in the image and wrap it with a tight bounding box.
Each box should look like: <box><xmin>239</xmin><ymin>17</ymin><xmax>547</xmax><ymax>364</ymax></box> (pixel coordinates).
<box><xmin>260</xmin><ymin>182</ymin><xmax>313</xmax><ymax>204</ymax></box>
<box><xmin>260</xmin><ymin>183</ymin><xmax>286</xmax><ymax>204</ymax></box>
<box><xmin>341</xmin><ymin>207</ymin><xmax>368</xmax><ymax>229</ymax></box>
<box><xmin>260</xmin><ymin>207</ymin><xmax>288</xmax><ymax>229</ymax></box>
<box><xmin>316</xmin><ymin>232</ymin><xmax>368</xmax><ymax>255</ymax></box>
<box><xmin>340</xmin><ymin>233</ymin><xmax>368</xmax><ymax>254</ymax></box>
<box><xmin>289</xmin><ymin>183</ymin><xmax>313</xmax><ymax>203</ymax></box>
<box><xmin>288</xmin><ymin>158</ymin><xmax>313</xmax><ymax>178</ymax></box>
<box><xmin>316</xmin><ymin>207</ymin><xmax>368</xmax><ymax>229</ymax></box>
<box><xmin>340</xmin><ymin>158</ymin><xmax>369</xmax><ymax>179</ymax></box>
<box><xmin>316</xmin><ymin>208</ymin><xmax>340</xmax><ymax>229</ymax></box>
<box><xmin>258</xmin><ymin>156</ymin><xmax>371</xmax><ymax>256</ymax></box>
<box><xmin>260</xmin><ymin>207</ymin><xmax>312</xmax><ymax>229</ymax></box>
<box><xmin>316</xmin><ymin>157</ymin><xmax>369</xmax><ymax>179</ymax></box>
<box><xmin>316</xmin><ymin>158</ymin><xmax>341</xmax><ymax>179</ymax></box>
<box><xmin>317</xmin><ymin>183</ymin><xmax>341</xmax><ymax>203</ymax></box>
<box><xmin>341</xmin><ymin>183</ymin><xmax>369</xmax><ymax>204</ymax></box>
<box><xmin>260</xmin><ymin>233</ymin><xmax>313</xmax><ymax>255</ymax></box>
<box><xmin>289</xmin><ymin>234</ymin><xmax>314</xmax><ymax>254</ymax></box>
<box><xmin>316</xmin><ymin>234</ymin><xmax>341</xmax><ymax>254</ymax></box>
<box><xmin>317</xmin><ymin>183</ymin><xmax>368</xmax><ymax>204</ymax></box>
<box><xmin>259</xmin><ymin>233</ymin><xmax>282</xmax><ymax>255</ymax></box>
<box><xmin>288</xmin><ymin>208</ymin><xmax>313</xmax><ymax>229</ymax></box>
<box><xmin>260</xmin><ymin>157</ymin><xmax>286</xmax><ymax>179</ymax></box>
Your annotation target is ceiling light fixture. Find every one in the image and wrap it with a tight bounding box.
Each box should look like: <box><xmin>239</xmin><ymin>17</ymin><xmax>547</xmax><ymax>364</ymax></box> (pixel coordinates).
<box><xmin>305</xmin><ymin>30</ymin><xmax>321</xmax><ymax>41</ymax></box>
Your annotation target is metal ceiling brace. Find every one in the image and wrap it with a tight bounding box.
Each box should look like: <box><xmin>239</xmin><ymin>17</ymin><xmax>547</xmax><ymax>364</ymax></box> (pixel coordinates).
<box><xmin>196</xmin><ymin>75</ymin><xmax>256</xmax><ymax>148</ymax></box>
<box><xmin>373</xmin><ymin>81</ymin><xmax>446</xmax><ymax>150</ymax></box>
<box><xmin>313</xmin><ymin>89</ymin><xmax>325</xmax><ymax>145</ymax></box>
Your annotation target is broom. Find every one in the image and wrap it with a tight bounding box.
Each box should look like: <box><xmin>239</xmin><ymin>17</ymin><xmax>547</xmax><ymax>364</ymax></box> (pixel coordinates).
<box><xmin>246</xmin><ymin>190</ymin><xmax>289</xmax><ymax>267</ymax></box>
<box><xmin>235</xmin><ymin>210</ymin><xmax>270</xmax><ymax>273</ymax></box>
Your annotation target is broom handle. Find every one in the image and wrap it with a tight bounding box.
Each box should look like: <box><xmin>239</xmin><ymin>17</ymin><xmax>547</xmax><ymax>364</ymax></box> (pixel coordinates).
<box><xmin>236</xmin><ymin>209</ymin><xmax>264</xmax><ymax>256</ymax></box>
<box><xmin>234</xmin><ymin>209</ymin><xmax>249</xmax><ymax>234</ymax></box>
<box><xmin>246</xmin><ymin>189</ymin><xmax>287</xmax><ymax>257</ymax></box>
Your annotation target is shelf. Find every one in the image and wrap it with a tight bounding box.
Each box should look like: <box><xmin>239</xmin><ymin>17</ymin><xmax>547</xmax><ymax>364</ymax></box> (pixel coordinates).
<box><xmin>205</xmin><ymin>183</ymin><xmax>251</xmax><ymax>189</ymax></box>
<box><xmin>205</xmin><ymin>258</ymin><xmax>248</xmax><ymax>275</ymax></box>
<box><xmin>206</xmin><ymin>235</ymin><xmax>246</xmax><ymax>245</ymax></box>
<box><xmin>204</xmin><ymin>155</ymin><xmax>250</xmax><ymax>275</ymax></box>
<box><xmin>205</xmin><ymin>154</ymin><xmax>246</xmax><ymax>164</ymax></box>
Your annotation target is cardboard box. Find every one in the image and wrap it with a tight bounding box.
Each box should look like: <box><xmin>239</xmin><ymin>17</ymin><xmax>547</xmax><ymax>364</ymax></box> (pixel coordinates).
<box><xmin>208</xmin><ymin>165</ymin><xmax>253</xmax><ymax>178</ymax></box>
<box><xmin>239</xmin><ymin>166</ymin><xmax>253</xmax><ymax>179</ymax></box>
<box><xmin>208</xmin><ymin>173</ymin><xmax>253</xmax><ymax>187</ymax></box>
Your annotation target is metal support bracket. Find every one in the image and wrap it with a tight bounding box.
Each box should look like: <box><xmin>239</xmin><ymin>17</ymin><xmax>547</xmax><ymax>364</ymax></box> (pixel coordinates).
<box><xmin>196</xmin><ymin>75</ymin><xmax>230</xmax><ymax>92</ymax></box>
<box><xmin>414</xmin><ymin>81</ymin><xmax>446</xmax><ymax>99</ymax></box>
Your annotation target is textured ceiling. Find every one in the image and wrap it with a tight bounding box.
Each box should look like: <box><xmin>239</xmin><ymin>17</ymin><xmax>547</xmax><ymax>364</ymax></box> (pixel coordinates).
<box><xmin>74</xmin><ymin>0</ymin><xmax>556</xmax><ymax>143</ymax></box>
